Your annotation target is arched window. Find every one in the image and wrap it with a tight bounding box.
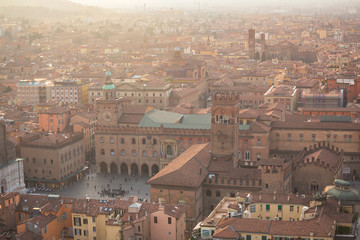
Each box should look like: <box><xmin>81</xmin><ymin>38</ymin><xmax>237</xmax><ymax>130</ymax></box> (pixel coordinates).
<box><xmin>121</xmin><ymin>150</ymin><xmax>126</xmax><ymax>156</ymax></box>
<box><xmin>153</xmin><ymin>139</ymin><xmax>157</xmax><ymax>145</ymax></box>
<box><xmin>132</xmin><ymin>150</ymin><xmax>137</xmax><ymax>156</ymax></box>
<box><xmin>100</xmin><ymin>137</ymin><xmax>104</xmax><ymax>143</ymax></box>
<box><xmin>166</xmin><ymin>145</ymin><xmax>172</xmax><ymax>155</ymax></box>
<box><xmin>206</xmin><ymin>190</ymin><xmax>212</xmax><ymax>197</ymax></box>
<box><xmin>142</xmin><ymin>138</ymin><xmax>146</xmax><ymax>144</ymax></box>
<box><xmin>142</xmin><ymin>150</ymin><xmax>147</xmax><ymax>157</ymax></box>
<box><xmin>132</xmin><ymin>138</ymin><xmax>136</xmax><ymax>144</ymax></box>
<box><xmin>311</xmin><ymin>182</ymin><xmax>319</xmax><ymax>191</ymax></box>
<box><xmin>110</xmin><ymin>149</ymin><xmax>115</xmax><ymax>156</ymax></box>
<box><xmin>216</xmin><ymin>191</ymin><xmax>220</xmax><ymax>197</ymax></box>
<box><xmin>153</xmin><ymin>151</ymin><xmax>157</xmax><ymax>157</ymax></box>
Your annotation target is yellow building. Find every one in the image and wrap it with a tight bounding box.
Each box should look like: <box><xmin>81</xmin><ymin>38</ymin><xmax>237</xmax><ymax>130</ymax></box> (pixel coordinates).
<box><xmin>197</xmin><ymin>192</ymin><xmax>355</xmax><ymax>240</ymax></box>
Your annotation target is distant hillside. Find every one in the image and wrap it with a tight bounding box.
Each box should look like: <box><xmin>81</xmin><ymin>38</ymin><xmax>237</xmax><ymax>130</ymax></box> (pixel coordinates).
<box><xmin>0</xmin><ymin>0</ymin><xmax>113</xmax><ymax>19</ymax></box>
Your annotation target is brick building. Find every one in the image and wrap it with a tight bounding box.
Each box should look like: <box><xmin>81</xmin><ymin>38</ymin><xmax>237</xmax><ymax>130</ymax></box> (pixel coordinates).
<box><xmin>20</xmin><ymin>132</ymin><xmax>85</xmax><ymax>189</ymax></box>
<box><xmin>38</xmin><ymin>107</ymin><xmax>70</xmax><ymax>133</ymax></box>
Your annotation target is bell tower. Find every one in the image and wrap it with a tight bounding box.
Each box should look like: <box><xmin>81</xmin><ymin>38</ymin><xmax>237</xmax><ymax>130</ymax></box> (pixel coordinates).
<box><xmin>96</xmin><ymin>71</ymin><xmax>126</xmax><ymax>127</ymax></box>
<box><xmin>211</xmin><ymin>91</ymin><xmax>240</xmax><ymax>162</ymax></box>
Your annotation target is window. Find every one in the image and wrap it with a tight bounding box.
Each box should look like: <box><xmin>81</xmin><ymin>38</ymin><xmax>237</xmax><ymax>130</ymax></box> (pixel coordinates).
<box><xmin>74</xmin><ymin>217</ymin><xmax>81</xmax><ymax>226</ymax></box>
<box><xmin>311</xmin><ymin>182</ymin><xmax>319</xmax><ymax>191</ymax></box>
<box><xmin>245</xmin><ymin>151</ymin><xmax>250</xmax><ymax>161</ymax></box>
<box><xmin>132</xmin><ymin>150</ymin><xmax>137</xmax><ymax>156</ymax></box>
<box><xmin>142</xmin><ymin>150</ymin><xmax>147</xmax><ymax>157</ymax></box>
<box><xmin>246</xmin><ymin>235</ymin><xmax>251</xmax><ymax>240</ymax></box>
<box><xmin>290</xmin><ymin>206</ymin><xmax>294</xmax><ymax>212</ymax></box>
<box><xmin>84</xmin><ymin>230</ymin><xmax>89</xmax><ymax>236</ymax></box>
<box><xmin>142</xmin><ymin>138</ymin><xmax>146</xmax><ymax>144</ymax></box>
<box><xmin>110</xmin><ymin>149</ymin><xmax>115</xmax><ymax>156</ymax></box>
<box><xmin>168</xmin><ymin>217</ymin><xmax>172</xmax><ymax>224</ymax></box>
<box><xmin>250</xmin><ymin>205</ymin><xmax>256</xmax><ymax>213</ymax></box>
<box><xmin>153</xmin><ymin>151</ymin><xmax>157</xmax><ymax>157</ymax></box>
<box><xmin>312</xmin><ymin>134</ymin><xmax>316</xmax><ymax>142</ymax></box>
<box><xmin>266</xmin><ymin>204</ymin><xmax>270</xmax><ymax>212</ymax></box>
<box><xmin>92</xmin><ymin>217</ymin><xmax>96</xmax><ymax>223</ymax></box>
<box><xmin>287</xmin><ymin>133</ymin><xmax>291</xmax><ymax>141</ymax></box>
<box><xmin>154</xmin><ymin>216</ymin><xmax>158</xmax><ymax>223</ymax></box>
<box><xmin>75</xmin><ymin>228</ymin><xmax>81</xmax><ymax>236</ymax></box>
<box><xmin>206</xmin><ymin>190</ymin><xmax>212</xmax><ymax>197</ymax></box>
<box><xmin>100</xmin><ymin>137</ymin><xmax>104</xmax><ymax>143</ymax></box>
<box><xmin>278</xmin><ymin>205</ymin><xmax>282</xmax><ymax>211</ymax></box>
<box><xmin>138</xmin><ymin>226</ymin><xmax>141</xmax><ymax>232</ymax></box>
<box><xmin>153</xmin><ymin>139</ymin><xmax>157</xmax><ymax>145</ymax></box>
<box><xmin>349</xmin><ymin>135</ymin><xmax>352</xmax><ymax>142</ymax></box>
<box><xmin>216</xmin><ymin>191</ymin><xmax>220</xmax><ymax>197</ymax></box>
<box><xmin>121</xmin><ymin>138</ymin><xmax>125</xmax><ymax>144</ymax></box>
<box><xmin>276</xmin><ymin>133</ymin><xmax>279</xmax><ymax>140</ymax></box>
<box><xmin>121</xmin><ymin>150</ymin><xmax>125</xmax><ymax>156</ymax></box>
<box><xmin>334</xmin><ymin>134</ymin><xmax>337</xmax><ymax>142</ymax></box>
<box><xmin>101</xmin><ymin>149</ymin><xmax>105</xmax><ymax>155</ymax></box>
<box><xmin>110</xmin><ymin>137</ymin><xmax>114</xmax><ymax>143</ymax></box>
<box><xmin>51</xmin><ymin>159</ymin><xmax>53</xmax><ymax>164</ymax></box>
<box><xmin>132</xmin><ymin>138</ymin><xmax>136</xmax><ymax>144</ymax></box>
<box><xmin>93</xmin><ymin>227</ymin><xmax>96</xmax><ymax>232</ymax></box>
<box><xmin>19</xmin><ymin>213</ymin><xmax>23</xmax><ymax>221</ymax></box>
<box><xmin>257</xmin><ymin>139</ymin><xmax>261</xmax><ymax>145</ymax></box>
<box><xmin>64</xmin><ymin>212</ymin><xmax>68</xmax><ymax>220</ymax></box>
<box><xmin>43</xmin><ymin>159</ymin><xmax>46</xmax><ymax>164</ymax></box>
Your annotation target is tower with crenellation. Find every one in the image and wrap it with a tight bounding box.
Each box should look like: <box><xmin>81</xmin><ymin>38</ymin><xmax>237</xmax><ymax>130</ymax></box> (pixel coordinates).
<box><xmin>211</xmin><ymin>91</ymin><xmax>240</xmax><ymax>163</ymax></box>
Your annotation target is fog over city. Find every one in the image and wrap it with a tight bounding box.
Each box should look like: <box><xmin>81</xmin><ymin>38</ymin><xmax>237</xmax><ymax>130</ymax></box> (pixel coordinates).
<box><xmin>68</xmin><ymin>0</ymin><xmax>360</xmax><ymax>11</ymax></box>
<box><xmin>2</xmin><ymin>0</ymin><xmax>360</xmax><ymax>239</ymax></box>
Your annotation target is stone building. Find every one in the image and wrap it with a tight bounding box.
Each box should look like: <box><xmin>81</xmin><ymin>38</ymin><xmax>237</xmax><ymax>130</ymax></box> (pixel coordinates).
<box><xmin>50</xmin><ymin>79</ymin><xmax>89</xmax><ymax>104</ymax></box>
<box><xmin>20</xmin><ymin>132</ymin><xmax>85</xmax><ymax>189</ymax></box>
<box><xmin>16</xmin><ymin>79</ymin><xmax>49</xmax><ymax>106</ymax></box>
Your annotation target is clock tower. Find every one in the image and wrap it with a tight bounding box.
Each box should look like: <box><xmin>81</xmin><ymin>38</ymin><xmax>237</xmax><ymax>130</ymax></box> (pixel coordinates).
<box><xmin>96</xmin><ymin>71</ymin><xmax>126</xmax><ymax>127</ymax></box>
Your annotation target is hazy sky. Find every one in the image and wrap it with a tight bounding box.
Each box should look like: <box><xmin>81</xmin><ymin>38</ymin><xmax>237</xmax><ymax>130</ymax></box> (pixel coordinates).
<box><xmin>68</xmin><ymin>0</ymin><xmax>359</xmax><ymax>10</ymax></box>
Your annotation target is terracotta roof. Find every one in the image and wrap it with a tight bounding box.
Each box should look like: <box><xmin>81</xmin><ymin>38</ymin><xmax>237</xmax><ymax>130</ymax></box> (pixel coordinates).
<box><xmin>28</xmin><ymin>214</ymin><xmax>56</xmax><ymax>228</ymax></box>
<box><xmin>118</xmin><ymin>113</ymin><xmax>144</xmax><ymax>124</ymax></box>
<box><xmin>147</xmin><ymin>143</ymin><xmax>211</xmax><ymax>188</ymax></box>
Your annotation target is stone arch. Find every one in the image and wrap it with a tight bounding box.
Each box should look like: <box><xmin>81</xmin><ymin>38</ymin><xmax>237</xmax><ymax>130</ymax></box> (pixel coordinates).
<box><xmin>141</xmin><ymin>164</ymin><xmax>149</xmax><ymax>177</ymax></box>
<box><xmin>121</xmin><ymin>163</ymin><xmax>128</xmax><ymax>176</ymax></box>
<box><xmin>0</xmin><ymin>179</ymin><xmax>6</xmax><ymax>193</ymax></box>
<box><xmin>110</xmin><ymin>162</ymin><xmax>118</xmax><ymax>175</ymax></box>
<box><xmin>100</xmin><ymin>162</ymin><xmax>108</xmax><ymax>174</ymax></box>
<box><xmin>131</xmin><ymin>163</ymin><xmax>139</xmax><ymax>176</ymax></box>
<box><xmin>151</xmin><ymin>164</ymin><xmax>159</xmax><ymax>176</ymax></box>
